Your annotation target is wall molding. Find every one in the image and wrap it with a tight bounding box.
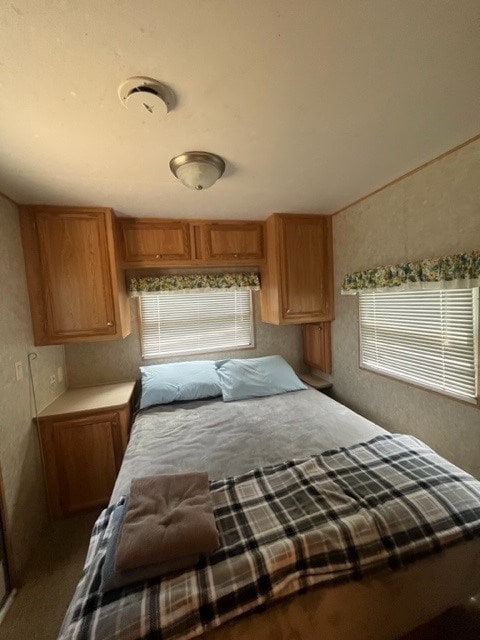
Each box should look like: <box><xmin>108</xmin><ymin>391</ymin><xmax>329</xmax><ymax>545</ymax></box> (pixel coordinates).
<box><xmin>332</xmin><ymin>133</ymin><xmax>480</xmax><ymax>217</ymax></box>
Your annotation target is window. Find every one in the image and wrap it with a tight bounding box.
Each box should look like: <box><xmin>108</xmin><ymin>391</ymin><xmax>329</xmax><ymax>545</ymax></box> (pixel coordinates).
<box><xmin>359</xmin><ymin>288</ymin><xmax>479</xmax><ymax>402</ymax></box>
<box><xmin>138</xmin><ymin>289</ymin><xmax>254</xmax><ymax>358</ymax></box>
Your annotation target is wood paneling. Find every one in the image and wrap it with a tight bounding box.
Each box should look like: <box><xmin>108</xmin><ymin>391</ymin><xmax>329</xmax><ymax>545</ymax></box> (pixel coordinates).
<box><xmin>38</xmin><ymin>404</ymin><xmax>131</xmax><ymax>519</ymax></box>
<box><xmin>303</xmin><ymin>322</ymin><xmax>332</xmax><ymax>373</ymax></box>
<box><xmin>260</xmin><ymin>214</ymin><xmax>334</xmax><ymax>324</ymax></box>
<box><xmin>19</xmin><ymin>206</ymin><xmax>131</xmax><ymax>345</ymax></box>
<box><xmin>118</xmin><ymin>218</ymin><xmax>191</xmax><ymax>266</ymax></box>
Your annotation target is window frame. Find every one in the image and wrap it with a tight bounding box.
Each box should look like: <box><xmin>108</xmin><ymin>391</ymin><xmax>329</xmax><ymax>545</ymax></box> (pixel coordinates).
<box><xmin>137</xmin><ymin>288</ymin><xmax>256</xmax><ymax>360</ymax></box>
<box><xmin>357</xmin><ymin>287</ymin><xmax>479</xmax><ymax>407</ymax></box>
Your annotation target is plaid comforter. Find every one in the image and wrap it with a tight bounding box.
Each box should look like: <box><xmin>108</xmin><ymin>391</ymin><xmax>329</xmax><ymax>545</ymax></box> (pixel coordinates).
<box><xmin>59</xmin><ymin>434</ymin><xmax>480</xmax><ymax>640</ymax></box>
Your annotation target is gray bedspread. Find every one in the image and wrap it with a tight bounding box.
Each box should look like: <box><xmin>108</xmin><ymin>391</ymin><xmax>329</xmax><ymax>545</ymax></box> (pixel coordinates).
<box><xmin>112</xmin><ymin>388</ymin><xmax>387</xmax><ymax>502</ymax></box>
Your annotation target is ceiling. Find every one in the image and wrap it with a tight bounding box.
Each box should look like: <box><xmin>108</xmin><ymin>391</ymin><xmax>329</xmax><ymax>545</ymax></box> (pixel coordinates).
<box><xmin>0</xmin><ymin>1</ymin><xmax>479</xmax><ymax>220</ymax></box>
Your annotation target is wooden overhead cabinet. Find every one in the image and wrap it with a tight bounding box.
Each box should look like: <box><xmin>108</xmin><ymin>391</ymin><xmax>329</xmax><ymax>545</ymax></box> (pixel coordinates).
<box><xmin>117</xmin><ymin>218</ymin><xmax>192</xmax><ymax>266</ymax></box>
<box><xmin>260</xmin><ymin>214</ymin><xmax>334</xmax><ymax>324</ymax></box>
<box><xmin>20</xmin><ymin>206</ymin><xmax>131</xmax><ymax>345</ymax></box>
<box><xmin>117</xmin><ymin>218</ymin><xmax>264</xmax><ymax>267</ymax></box>
<box><xmin>200</xmin><ymin>221</ymin><xmax>264</xmax><ymax>262</ymax></box>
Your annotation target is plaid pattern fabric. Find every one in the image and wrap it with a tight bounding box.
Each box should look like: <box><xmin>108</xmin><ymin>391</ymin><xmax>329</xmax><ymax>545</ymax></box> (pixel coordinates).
<box><xmin>59</xmin><ymin>434</ymin><xmax>480</xmax><ymax>640</ymax></box>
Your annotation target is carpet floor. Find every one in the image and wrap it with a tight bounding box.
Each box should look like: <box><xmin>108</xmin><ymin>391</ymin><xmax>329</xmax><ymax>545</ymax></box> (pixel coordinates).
<box><xmin>1</xmin><ymin>511</ymin><xmax>479</xmax><ymax>639</ymax></box>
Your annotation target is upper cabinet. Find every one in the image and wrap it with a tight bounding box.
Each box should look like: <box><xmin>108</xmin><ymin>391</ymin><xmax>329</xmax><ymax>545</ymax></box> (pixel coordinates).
<box><xmin>200</xmin><ymin>222</ymin><xmax>264</xmax><ymax>262</ymax></box>
<box><xmin>117</xmin><ymin>218</ymin><xmax>265</xmax><ymax>267</ymax></box>
<box><xmin>118</xmin><ymin>219</ymin><xmax>192</xmax><ymax>266</ymax></box>
<box><xmin>20</xmin><ymin>206</ymin><xmax>131</xmax><ymax>345</ymax></box>
<box><xmin>260</xmin><ymin>214</ymin><xmax>334</xmax><ymax>324</ymax></box>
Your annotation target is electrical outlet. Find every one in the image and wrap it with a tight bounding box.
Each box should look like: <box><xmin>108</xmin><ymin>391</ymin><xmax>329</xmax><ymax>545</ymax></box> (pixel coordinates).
<box><xmin>49</xmin><ymin>374</ymin><xmax>56</xmax><ymax>386</ymax></box>
<box><xmin>57</xmin><ymin>366</ymin><xmax>64</xmax><ymax>383</ymax></box>
<box><xmin>15</xmin><ymin>361</ymin><xmax>23</xmax><ymax>381</ymax></box>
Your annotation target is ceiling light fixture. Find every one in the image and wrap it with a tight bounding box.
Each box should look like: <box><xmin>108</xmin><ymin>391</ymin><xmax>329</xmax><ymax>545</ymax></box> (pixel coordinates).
<box><xmin>169</xmin><ymin>151</ymin><xmax>225</xmax><ymax>190</ymax></box>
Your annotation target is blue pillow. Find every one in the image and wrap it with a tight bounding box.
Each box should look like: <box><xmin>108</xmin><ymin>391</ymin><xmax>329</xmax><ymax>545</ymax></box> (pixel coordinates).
<box><xmin>214</xmin><ymin>355</ymin><xmax>307</xmax><ymax>402</ymax></box>
<box><xmin>139</xmin><ymin>361</ymin><xmax>222</xmax><ymax>410</ymax></box>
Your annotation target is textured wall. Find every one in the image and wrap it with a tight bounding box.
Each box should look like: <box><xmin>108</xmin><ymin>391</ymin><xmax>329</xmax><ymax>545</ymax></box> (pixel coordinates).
<box><xmin>0</xmin><ymin>197</ymin><xmax>66</xmax><ymax>575</ymax></box>
<box><xmin>65</xmin><ymin>292</ymin><xmax>304</xmax><ymax>387</ymax></box>
<box><xmin>332</xmin><ymin>139</ymin><xmax>480</xmax><ymax>477</ymax></box>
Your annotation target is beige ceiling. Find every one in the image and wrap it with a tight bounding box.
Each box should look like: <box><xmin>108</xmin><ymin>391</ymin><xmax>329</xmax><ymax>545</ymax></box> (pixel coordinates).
<box><xmin>0</xmin><ymin>1</ymin><xmax>479</xmax><ymax>219</ymax></box>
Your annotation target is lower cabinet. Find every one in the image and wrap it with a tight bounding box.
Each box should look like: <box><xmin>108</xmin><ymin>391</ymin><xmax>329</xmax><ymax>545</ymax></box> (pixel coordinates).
<box><xmin>38</xmin><ymin>404</ymin><xmax>131</xmax><ymax>519</ymax></box>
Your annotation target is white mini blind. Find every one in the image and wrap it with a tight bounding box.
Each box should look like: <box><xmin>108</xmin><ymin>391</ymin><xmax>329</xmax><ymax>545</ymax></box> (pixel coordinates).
<box><xmin>359</xmin><ymin>288</ymin><xmax>478</xmax><ymax>401</ymax></box>
<box><xmin>139</xmin><ymin>289</ymin><xmax>254</xmax><ymax>358</ymax></box>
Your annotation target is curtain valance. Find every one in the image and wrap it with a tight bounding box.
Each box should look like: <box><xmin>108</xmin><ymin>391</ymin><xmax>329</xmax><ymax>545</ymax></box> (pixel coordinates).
<box><xmin>130</xmin><ymin>273</ymin><xmax>260</xmax><ymax>294</ymax></box>
<box><xmin>341</xmin><ymin>250</ymin><xmax>480</xmax><ymax>294</ymax></box>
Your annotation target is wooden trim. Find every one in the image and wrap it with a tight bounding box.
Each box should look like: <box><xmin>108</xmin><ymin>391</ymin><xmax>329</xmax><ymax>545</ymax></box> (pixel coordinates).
<box><xmin>0</xmin><ymin>191</ymin><xmax>17</xmax><ymax>206</ymax></box>
<box><xmin>332</xmin><ymin>133</ymin><xmax>480</xmax><ymax>217</ymax></box>
<box><xmin>0</xmin><ymin>461</ymin><xmax>17</xmax><ymax>588</ymax></box>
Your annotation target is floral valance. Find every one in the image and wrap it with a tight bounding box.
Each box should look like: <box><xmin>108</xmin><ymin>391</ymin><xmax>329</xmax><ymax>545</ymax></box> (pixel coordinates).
<box><xmin>130</xmin><ymin>273</ymin><xmax>260</xmax><ymax>294</ymax></box>
<box><xmin>341</xmin><ymin>250</ymin><xmax>480</xmax><ymax>294</ymax></box>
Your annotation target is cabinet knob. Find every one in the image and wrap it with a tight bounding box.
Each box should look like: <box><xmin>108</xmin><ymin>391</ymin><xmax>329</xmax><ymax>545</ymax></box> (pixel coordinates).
<box><xmin>107</xmin><ymin>321</ymin><xmax>114</xmax><ymax>327</ymax></box>
<box><xmin>286</xmin><ymin>309</ymin><xmax>291</xmax><ymax>314</ymax></box>
<box><xmin>155</xmin><ymin>254</ymin><xmax>162</xmax><ymax>259</ymax></box>
<box><xmin>234</xmin><ymin>253</ymin><xmax>239</xmax><ymax>257</ymax></box>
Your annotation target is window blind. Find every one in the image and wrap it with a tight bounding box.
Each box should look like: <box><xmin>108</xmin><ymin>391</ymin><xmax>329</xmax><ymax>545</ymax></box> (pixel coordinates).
<box><xmin>359</xmin><ymin>288</ymin><xmax>478</xmax><ymax>401</ymax></box>
<box><xmin>139</xmin><ymin>289</ymin><xmax>254</xmax><ymax>358</ymax></box>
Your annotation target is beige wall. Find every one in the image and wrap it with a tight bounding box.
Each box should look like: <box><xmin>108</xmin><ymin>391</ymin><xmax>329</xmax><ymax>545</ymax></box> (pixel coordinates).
<box><xmin>0</xmin><ymin>196</ymin><xmax>66</xmax><ymax>575</ymax></box>
<box><xmin>332</xmin><ymin>138</ymin><xmax>480</xmax><ymax>477</ymax></box>
<box><xmin>65</xmin><ymin>292</ymin><xmax>304</xmax><ymax>387</ymax></box>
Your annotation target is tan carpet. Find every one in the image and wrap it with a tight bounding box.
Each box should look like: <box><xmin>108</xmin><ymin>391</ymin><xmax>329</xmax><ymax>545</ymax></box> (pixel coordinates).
<box><xmin>1</xmin><ymin>510</ymin><xmax>479</xmax><ymax>639</ymax></box>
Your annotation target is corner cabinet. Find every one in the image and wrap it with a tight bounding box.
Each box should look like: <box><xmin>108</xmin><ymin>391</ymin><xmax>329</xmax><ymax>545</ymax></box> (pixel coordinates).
<box><xmin>260</xmin><ymin>214</ymin><xmax>334</xmax><ymax>324</ymax></box>
<box><xmin>37</xmin><ymin>382</ymin><xmax>135</xmax><ymax>519</ymax></box>
<box><xmin>117</xmin><ymin>218</ymin><xmax>265</xmax><ymax>267</ymax></box>
<box><xmin>19</xmin><ymin>206</ymin><xmax>131</xmax><ymax>345</ymax></box>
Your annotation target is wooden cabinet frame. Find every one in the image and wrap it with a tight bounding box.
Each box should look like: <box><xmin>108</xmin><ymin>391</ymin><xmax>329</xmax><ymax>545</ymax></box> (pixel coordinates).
<box><xmin>19</xmin><ymin>205</ymin><xmax>131</xmax><ymax>345</ymax></box>
<box><xmin>117</xmin><ymin>218</ymin><xmax>265</xmax><ymax>267</ymax></box>
<box><xmin>260</xmin><ymin>214</ymin><xmax>334</xmax><ymax>324</ymax></box>
<box><xmin>38</xmin><ymin>404</ymin><xmax>131</xmax><ymax>519</ymax></box>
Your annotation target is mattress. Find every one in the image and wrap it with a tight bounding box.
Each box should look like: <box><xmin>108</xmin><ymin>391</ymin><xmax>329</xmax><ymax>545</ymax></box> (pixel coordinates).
<box><xmin>112</xmin><ymin>388</ymin><xmax>387</xmax><ymax>502</ymax></box>
<box><xmin>101</xmin><ymin>389</ymin><xmax>480</xmax><ymax>639</ymax></box>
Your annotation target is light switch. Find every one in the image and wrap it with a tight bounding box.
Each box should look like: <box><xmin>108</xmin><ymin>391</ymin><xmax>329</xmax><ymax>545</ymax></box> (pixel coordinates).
<box><xmin>15</xmin><ymin>361</ymin><xmax>23</xmax><ymax>381</ymax></box>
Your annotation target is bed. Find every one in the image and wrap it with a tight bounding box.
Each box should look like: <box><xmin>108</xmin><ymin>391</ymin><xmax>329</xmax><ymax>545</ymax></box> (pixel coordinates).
<box><xmin>59</xmin><ymin>387</ymin><xmax>480</xmax><ymax>640</ymax></box>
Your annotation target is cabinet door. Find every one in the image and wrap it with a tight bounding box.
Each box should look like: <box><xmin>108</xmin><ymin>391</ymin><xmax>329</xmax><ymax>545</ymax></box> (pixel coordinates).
<box><xmin>303</xmin><ymin>323</ymin><xmax>332</xmax><ymax>373</ymax></box>
<box><xmin>280</xmin><ymin>216</ymin><xmax>333</xmax><ymax>322</ymax></box>
<box><xmin>202</xmin><ymin>222</ymin><xmax>264</xmax><ymax>262</ymax></box>
<box><xmin>118</xmin><ymin>219</ymin><xmax>191</xmax><ymax>266</ymax></box>
<box><xmin>36</xmin><ymin>210</ymin><xmax>117</xmax><ymax>340</ymax></box>
<box><xmin>51</xmin><ymin>413</ymin><xmax>123</xmax><ymax>517</ymax></box>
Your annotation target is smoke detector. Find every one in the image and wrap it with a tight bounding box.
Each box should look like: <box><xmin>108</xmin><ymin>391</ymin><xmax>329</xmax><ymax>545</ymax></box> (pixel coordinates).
<box><xmin>117</xmin><ymin>76</ymin><xmax>174</xmax><ymax>116</ymax></box>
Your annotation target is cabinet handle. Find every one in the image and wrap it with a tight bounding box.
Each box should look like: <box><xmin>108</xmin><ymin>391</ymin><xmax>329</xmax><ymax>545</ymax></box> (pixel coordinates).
<box><xmin>107</xmin><ymin>321</ymin><xmax>114</xmax><ymax>326</ymax></box>
<box><xmin>155</xmin><ymin>254</ymin><xmax>162</xmax><ymax>259</ymax></box>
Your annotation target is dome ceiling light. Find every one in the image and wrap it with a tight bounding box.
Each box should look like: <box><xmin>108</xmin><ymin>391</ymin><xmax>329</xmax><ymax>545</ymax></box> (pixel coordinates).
<box><xmin>169</xmin><ymin>151</ymin><xmax>226</xmax><ymax>190</ymax></box>
<box><xmin>118</xmin><ymin>76</ymin><xmax>174</xmax><ymax>116</ymax></box>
